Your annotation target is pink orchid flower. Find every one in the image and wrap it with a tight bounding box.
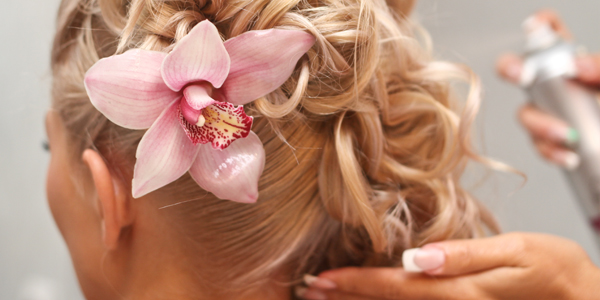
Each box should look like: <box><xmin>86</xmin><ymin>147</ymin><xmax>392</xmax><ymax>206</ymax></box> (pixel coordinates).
<box><xmin>84</xmin><ymin>20</ymin><xmax>315</xmax><ymax>203</ymax></box>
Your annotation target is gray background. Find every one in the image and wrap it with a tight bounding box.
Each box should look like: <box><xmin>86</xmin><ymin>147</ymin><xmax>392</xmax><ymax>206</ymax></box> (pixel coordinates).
<box><xmin>1</xmin><ymin>0</ymin><xmax>599</xmax><ymax>299</ymax></box>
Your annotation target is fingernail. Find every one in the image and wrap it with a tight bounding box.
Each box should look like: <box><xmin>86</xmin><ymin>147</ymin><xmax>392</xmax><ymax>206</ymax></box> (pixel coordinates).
<box><xmin>575</xmin><ymin>57</ymin><xmax>598</xmax><ymax>79</ymax></box>
<box><xmin>296</xmin><ymin>287</ymin><xmax>328</xmax><ymax>300</ymax></box>
<box><xmin>402</xmin><ymin>247</ymin><xmax>445</xmax><ymax>273</ymax></box>
<box><xmin>548</xmin><ymin>126</ymin><xmax>579</xmax><ymax>146</ymax></box>
<box><xmin>506</xmin><ymin>62</ymin><xmax>522</xmax><ymax>82</ymax></box>
<box><xmin>565</xmin><ymin>128</ymin><xmax>580</xmax><ymax>147</ymax></box>
<box><xmin>555</xmin><ymin>151</ymin><xmax>580</xmax><ymax>170</ymax></box>
<box><xmin>303</xmin><ymin>274</ymin><xmax>337</xmax><ymax>290</ymax></box>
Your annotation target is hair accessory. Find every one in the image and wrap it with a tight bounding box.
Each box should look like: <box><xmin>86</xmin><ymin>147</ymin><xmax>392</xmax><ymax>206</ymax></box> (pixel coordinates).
<box><xmin>84</xmin><ymin>20</ymin><xmax>315</xmax><ymax>203</ymax></box>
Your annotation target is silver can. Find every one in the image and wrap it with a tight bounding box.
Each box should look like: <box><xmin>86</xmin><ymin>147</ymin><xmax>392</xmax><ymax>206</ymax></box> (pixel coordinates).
<box><xmin>521</xmin><ymin>17</ymin><xmax>600</xmax><ymax>243</ymax></box>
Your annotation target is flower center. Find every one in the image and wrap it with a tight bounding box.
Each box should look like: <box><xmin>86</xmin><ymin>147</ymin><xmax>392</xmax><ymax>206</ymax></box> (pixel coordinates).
<box><xmin>196</xmin><ymin>115</ymin><xmax>206</xmax><ymax>127</ymax></box>
<box><xmin>181</xmin><ymin>82</ymin><xmax>215</xmax><ymax>127</ymax></box>
<box><xmin>201</xmin><ymin>105</ymin><xmax>219</xmax><ymax>125</ymax></box>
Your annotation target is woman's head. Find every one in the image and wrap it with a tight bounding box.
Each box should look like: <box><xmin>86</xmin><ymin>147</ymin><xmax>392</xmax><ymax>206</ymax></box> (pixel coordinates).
<box><xmin>47</xmin><ymin>0</ymin><xmax>496</xmax><ymax>298</ymax></box>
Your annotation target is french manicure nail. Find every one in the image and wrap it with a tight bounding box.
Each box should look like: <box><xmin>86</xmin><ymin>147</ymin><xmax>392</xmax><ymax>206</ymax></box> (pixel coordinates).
<box><xmin>561</xmin><ymin>151</ymin><xmax>580</xmax><ymax>170</ymax></box>
<box><xmin>303</xmin><ymin>274</ymin><xmax>337</xmax><ymax>290</ymax></box>
<box><xmin>402</xmin><ymin>247</ymin><xmax>445</xmax><ymax>272</ymax></box>
<box><xmin>402</xmin><ymin>248</ymin><xmax>423</xmax><ymax>272</ymax></box>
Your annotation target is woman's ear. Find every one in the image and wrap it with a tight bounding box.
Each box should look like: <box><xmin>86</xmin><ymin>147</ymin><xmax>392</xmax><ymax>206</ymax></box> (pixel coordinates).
<box><xmin>82</xmin><ymin>149</ymin><xmax>133</xmax><ymax>250</ymax></box>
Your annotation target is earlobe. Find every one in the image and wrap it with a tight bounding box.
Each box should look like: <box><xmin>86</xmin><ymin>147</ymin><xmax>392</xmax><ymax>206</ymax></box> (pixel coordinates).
<box><xmin>82</xmin><ymin>149</ymin><xmax>132</xmax><ymax>250</ymax></box>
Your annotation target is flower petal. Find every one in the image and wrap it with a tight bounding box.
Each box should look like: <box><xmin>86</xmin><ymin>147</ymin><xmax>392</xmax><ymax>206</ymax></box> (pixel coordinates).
<box><xmin>221</xmin><ymin>29</ymin><xmax>315</xmax><ymax>105</ymax></box>
<box><xmin>161</xmin><ymin>20</ymin><xmax>231</xmax><ymax>92</ymax></box>
<box><xmin>178</xmin><ymin>102</ymin><xmax>253</xmax><ymax>149</ymax></box>
<box><xmin>132</xmin><ymin>101</ymin><xmax>200</xmax><ymax>198</ymax></box>
<box><xmin>84</xmin><ymin>49</ymin><xmax>178</xmax><ymax>129</ymax></box>
<box><xmin>189</xmin><ymin>132</ymin><xmax>265</xmax><ymax>203</ymax></box>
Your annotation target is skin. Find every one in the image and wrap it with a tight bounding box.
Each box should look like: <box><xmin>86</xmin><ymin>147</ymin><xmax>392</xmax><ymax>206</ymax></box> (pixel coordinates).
<box><xmin>45</xmin><ymin>111</ymin><xmax>290</xmax><ymax>300</ymax></box>
<box><xmin>304</xmin><ymin>233</ymin><xmax>600</xmax><ymax>300</ymax></box>
<box><xmin>298</xmin><ymin>10</ymin><xmax>600</xmax><ymax>300</ymax></box>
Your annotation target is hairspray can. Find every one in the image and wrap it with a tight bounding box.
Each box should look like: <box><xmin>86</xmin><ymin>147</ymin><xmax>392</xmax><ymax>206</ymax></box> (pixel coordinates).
<box><xmin>520</xmin><ymin>17</ymin><xmax>600</xmax><ymax>246</ymax></box>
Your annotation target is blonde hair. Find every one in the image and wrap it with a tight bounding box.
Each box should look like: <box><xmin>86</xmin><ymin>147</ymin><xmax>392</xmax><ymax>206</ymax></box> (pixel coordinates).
<box><xmin>51</xmin><ymin>0</ymin><xmax>498</xmax><ymax>293</ymax></box>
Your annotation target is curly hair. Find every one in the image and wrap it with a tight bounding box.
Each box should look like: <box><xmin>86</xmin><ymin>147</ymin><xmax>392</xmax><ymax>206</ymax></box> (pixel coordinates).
<box><xmin>51</xmin><ymin>0</ymin><xmax>498</xmax><ymax>294</ymax></box>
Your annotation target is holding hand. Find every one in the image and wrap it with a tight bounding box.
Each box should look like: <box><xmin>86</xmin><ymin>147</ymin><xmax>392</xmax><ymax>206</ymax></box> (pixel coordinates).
<box><xmin>298</xmin><ymin>233</ymin><xmax>600</xmax><ymax>300</ymax></box>
<box><xmin>497</xmin><ymin>10</ymin><xmax>600</xmax><ymax>169</ymax></box>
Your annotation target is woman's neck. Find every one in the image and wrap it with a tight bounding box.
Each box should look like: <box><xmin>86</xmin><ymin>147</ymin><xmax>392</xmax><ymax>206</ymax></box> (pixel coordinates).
<box><xmin>128</xmin><ymin>269</ymin><xmax>292</xmax><ymax>300</ymax></box>
<box><xmin>110</xmin><ymin>227</ymin><xmax>292</xmax><ymax>299</ymax></box>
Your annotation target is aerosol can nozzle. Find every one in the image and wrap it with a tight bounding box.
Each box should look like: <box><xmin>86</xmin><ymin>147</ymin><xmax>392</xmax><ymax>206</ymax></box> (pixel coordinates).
<box><xmin>523</xmin><ymin>16</ymin><xmax>559</xmax><ymax>52</ymax></box>
<box><xmin>519</xmin><ymin>17</ymin><xmax>576</xmax><ymax>86</ymax></box>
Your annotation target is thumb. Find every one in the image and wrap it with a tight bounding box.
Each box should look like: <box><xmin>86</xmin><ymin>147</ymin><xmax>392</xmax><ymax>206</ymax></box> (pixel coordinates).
<box><xmin>403</xmin><ymin>233</ymin><xmax>528</xmax><ymax>276</ymax></box>
<box><xmin>496</xmin><ymin>53</ymin><xmax>523</xmax><ymax>84</ymax></box>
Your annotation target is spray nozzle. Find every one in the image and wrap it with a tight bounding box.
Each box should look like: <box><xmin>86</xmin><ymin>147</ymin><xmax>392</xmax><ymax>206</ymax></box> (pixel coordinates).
<box><xmin>523</xmin><ymin>16</ymin><xmax>560</xmax><ymax>51</ymax></box>
<box><xmin>519</xmin><ymin>15</ymin><xmax>577</xmax><ymax>86</ymax></box>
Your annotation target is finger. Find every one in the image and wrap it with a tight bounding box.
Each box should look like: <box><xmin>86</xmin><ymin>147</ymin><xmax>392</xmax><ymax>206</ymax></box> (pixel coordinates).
<box><xmin>518</xmin><ymin>104</ymin><xmax>577</xmax><ymax>145</ymax></box>
<box><xmin>575</xmin><ymin>55</ymin><xmax>600</xmax><ymax>86</ymax></box>
<box><xmin>496</xmin><ymin>53</ymin><xmax>523</xmax><ymax>84</ymax></box>
<box><xmin>462</xmin><ymin>267</ymin><xmax>528</xmax><ymax>300</ymax></box>
<box><xmin>533</xmin><ymin>138</ymin><xmax>580</xmax><ymax>169</ymax></box>
<box><xmin>532</xmin><ymin>9</ymin><xmax>573</xmax><ymax>40</ymax></box>
<box><xmin>297</xmin><ymin>287</ymin><xmax>379</xmax><ymax>300</ymax></box>
<box><xmin>316</xmin><ymin>292</ymin><xmax>375</xmax><ymax>300</ymax></box>
<box><xmin>410</xmin><ymin>234</ymin><xmax>531</xmax><ymax>276</ymax></box>
<box><xmin>317</xmin><ymin>267</ymin><xmax>481</xmax><ymax>300</ymax></box>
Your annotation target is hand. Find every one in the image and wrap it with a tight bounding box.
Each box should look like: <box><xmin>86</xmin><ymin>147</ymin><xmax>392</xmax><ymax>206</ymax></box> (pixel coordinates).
<box><xmin>297</xmin><ymin>233</ymin><xmax>600</xmax><ymax>300</ymax></box>
<box><xmin>497</xmin><ymin>10</ymin><xmax>600</xmax><ymax>169</ymax></box>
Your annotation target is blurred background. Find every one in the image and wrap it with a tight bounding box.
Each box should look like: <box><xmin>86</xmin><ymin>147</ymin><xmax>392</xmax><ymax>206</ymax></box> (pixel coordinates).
<box><xmin>1</xmin><ymin>0</ymin><xmax>599</xmax><ymax>299</ymax></box>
